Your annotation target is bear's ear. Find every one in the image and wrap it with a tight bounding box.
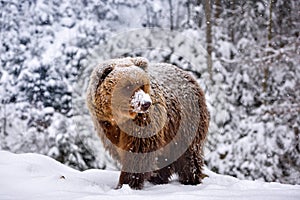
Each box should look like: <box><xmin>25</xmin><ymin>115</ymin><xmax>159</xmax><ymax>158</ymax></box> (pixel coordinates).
<box><xmin>99</xmin><ymin>66</ymin><xmax>114</xmax><ymax>84</ymax></box>
<box><xmin>131</xmin><ymin>57</ymin><xmax>149</xmax><ymax>70</ymax></box>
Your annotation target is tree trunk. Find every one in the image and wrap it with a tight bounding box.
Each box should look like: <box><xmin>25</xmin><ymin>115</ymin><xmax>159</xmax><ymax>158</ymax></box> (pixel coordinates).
<box><xmin>214</xmin><ymin>0</ymin><xmax>221</xmax><ymax>20</ymax></box>
<box><xmin>2</xmin><ymin>104</ymin><xmax>7</xmax><ymax>136</ymax></box>
<box><xmin>168</xmin><ymin>0</ymin><xmax>174</xmax><ymax>30</ymax></box>
<box><xmin>263</xmin><ymin>0</ymin><xmax>273</xmax><ymax>92</ymax></box>
<box><xmin>229</xmin><ymin>0</ymin><xmax>236</xmax><ymax>44</ymax></box>
<box><xmin>186</xmin><ymin>0</ymin><xmax>191</xmax><ymax>27</ymax></box>
<box><xmin>205</xmin><ymin>0</ymin><xmax>213</xmax><ymax>80</ymax></box>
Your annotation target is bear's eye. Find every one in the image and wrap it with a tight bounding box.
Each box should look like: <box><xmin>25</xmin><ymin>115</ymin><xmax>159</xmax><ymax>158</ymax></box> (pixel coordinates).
<box><xmin>125</xmin><ymin>84</ymin><xmax>135</xmax><ymax>92</ymax></box>
<box><xmin>139</xmin><ymin>85</ymin><xmax>145</xmax><ymax>91</ymax></box>
<box><xmin>119</xmin><ymin>83</ymin><xmax>137</xmax><ymax>96</ymax></box>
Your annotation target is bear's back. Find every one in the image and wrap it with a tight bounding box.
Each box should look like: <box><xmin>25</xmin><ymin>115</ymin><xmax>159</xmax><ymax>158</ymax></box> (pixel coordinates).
<box><xmin>148</xmin><ymin>63</ymin><xmax>204</xmax><ymax>105</ymax></box>
<box><xmin>148</xmin><ymin>62</ymin><xmax>208</xmax><ymax>140</ymax></box>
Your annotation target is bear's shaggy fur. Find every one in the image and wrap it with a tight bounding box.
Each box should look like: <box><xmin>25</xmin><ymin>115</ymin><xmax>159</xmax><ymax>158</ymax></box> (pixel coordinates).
<box><xmin>86</xmin><ymin>57</ymin><xmax>209</xmax><ymax>189</ymax></box>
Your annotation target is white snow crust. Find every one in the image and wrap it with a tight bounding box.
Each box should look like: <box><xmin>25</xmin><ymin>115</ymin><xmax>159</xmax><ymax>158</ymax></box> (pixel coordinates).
<box><xmin>0</xmin><ymin>151</ymin><xmax>299</xmax><ymax>200</ymax></box>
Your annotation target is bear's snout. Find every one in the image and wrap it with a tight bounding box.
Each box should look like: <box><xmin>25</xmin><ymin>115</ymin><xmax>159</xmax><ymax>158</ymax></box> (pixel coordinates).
<box><xmin>131</xmin><ymin>89</ymin><xmax>152</xmax><ymax>113</ymax></box>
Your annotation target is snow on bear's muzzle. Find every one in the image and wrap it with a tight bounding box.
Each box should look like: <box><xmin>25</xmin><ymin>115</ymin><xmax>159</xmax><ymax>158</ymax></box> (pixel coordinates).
<box><xmin>131</xmin><ymin>89</ymin><xmax>152</xmax><ymax>113</ymax></box>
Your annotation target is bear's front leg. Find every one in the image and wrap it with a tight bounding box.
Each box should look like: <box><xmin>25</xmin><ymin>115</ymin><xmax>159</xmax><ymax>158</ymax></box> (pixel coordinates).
<box><xmin>117</xmin><ymin>171</ymin><xmax>146</xmax><ymax>190</ymax></box>
<box><xmin>176</xmin><ymin>150</ymin><xmax>205</xmax><ymax>185</ymax></box>
<box><xmin>148</xmin><ymin>165</ymin><xmax>173</xmax><ymax>185</ymax></box>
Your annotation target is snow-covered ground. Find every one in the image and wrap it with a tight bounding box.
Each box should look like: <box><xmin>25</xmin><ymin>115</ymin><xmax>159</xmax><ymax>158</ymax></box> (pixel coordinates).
<box><xmin>0</xmin><ymin>151</ymin><xmax>299</xmax><ymax>200</ymax></box>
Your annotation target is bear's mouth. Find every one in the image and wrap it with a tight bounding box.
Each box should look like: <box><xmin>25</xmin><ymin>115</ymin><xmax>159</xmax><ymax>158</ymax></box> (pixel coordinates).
<box><xmin>131</xmin><ymin>89</ymin><xmax>152</xmax><ymax>113</ymax></box>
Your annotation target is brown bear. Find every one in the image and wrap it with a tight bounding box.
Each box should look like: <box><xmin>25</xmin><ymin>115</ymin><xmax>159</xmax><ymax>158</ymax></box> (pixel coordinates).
<box><xmin>86</xmin><ymin>57</ymin><xmax>209</xmax><ymax>189</ymax></box>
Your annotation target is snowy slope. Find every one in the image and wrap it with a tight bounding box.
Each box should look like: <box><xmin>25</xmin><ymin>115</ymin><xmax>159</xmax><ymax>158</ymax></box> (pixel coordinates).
<box><xmin>0</xmin><ymin>151</ymin><xmax>299</xmax><ymax>200</ymax></box>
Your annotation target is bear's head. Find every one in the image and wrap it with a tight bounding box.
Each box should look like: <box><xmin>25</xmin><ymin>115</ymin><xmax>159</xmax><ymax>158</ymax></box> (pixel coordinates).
<box><xmin>89</xmin><ymin>57</ymin><xmax>153</xmax><ymax>125</ymax></box>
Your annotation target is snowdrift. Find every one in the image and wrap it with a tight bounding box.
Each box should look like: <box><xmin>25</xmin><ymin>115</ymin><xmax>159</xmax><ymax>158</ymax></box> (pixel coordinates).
<box><xmin>0</xmin><ymin>151</ymin><xmax>299</xmax><ymax>200</ymax></box>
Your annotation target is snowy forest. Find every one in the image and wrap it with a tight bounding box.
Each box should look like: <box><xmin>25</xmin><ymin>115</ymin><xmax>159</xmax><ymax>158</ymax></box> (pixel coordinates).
<box><xmin>0</xmin><ymin>0</ymin><xmax>299</xmax><ymax>185</ymax></box>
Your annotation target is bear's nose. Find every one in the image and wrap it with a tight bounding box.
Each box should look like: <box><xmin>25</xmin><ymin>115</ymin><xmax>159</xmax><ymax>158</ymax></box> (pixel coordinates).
<box><xmin>141</xmin><ymin>101</ymin><xmax>151</xmax><ymax>111</ymax></box>
<box><xmin>131</xmin><ymin>89</ymin><xmax>152</xmax><ymax>113</ymax></box>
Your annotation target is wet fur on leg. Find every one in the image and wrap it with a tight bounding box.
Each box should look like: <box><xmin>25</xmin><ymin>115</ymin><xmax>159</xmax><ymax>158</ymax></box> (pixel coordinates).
<box><xmin>118</xmin><ymin>171</ymin><xmax>150</xmax><ymax>190</ymax></box>
<box><xmin>148</xmin><ymin>165</ymin><xmax>173</xmax><ymax>185</ymax></box>
<box><xmin>175</xmin><ymin>150</ymin><xmax>205</xmax><ymax>185</ymax></box>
